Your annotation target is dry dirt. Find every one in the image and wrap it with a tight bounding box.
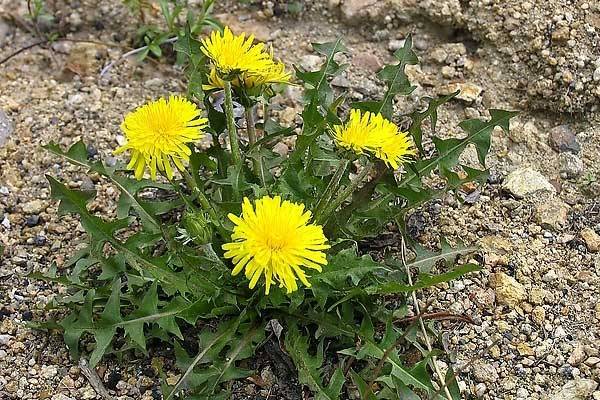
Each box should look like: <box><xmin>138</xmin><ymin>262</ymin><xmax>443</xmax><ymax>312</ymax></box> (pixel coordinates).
<box><xmin>0</xmin><ymin>0</ymin><xmax>599</xmax><ymax>399</ymax></box>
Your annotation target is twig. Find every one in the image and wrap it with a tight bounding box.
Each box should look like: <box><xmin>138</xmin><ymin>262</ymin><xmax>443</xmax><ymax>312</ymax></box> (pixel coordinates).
<box><xmin>430</xmin><ymin>339</ymin><xmax>500</xmax><ymax>399</ymax></box>
<box><xmin>0</xmin><ymin>40</ymin><xmax>47</xmax><ymax>66</ymax></box>
<box><xmin>0</xmin><ymin>37</ymin><xmax>132</xmax><ymax>67</ymax></box>
<box><xmin>364</xmin><ymin>320</ymin><xmax>417</xmax><ymax>398</ymax></box>
<box><xmin>395</xmin><ymin>311</ymin><xmax>475</xmax><ymax>326</ymax></box>
<box><xmin>99</xmin><ymin>36</ymin><xmax>178</xmax><ymax>77</ymax></box>
<box><xmin>400</xmin><ymin>235</ymin><xmax>453</xmax><ymax>400</ymax></box>
<box><xmin>78</xmin><ymin>358</ymin><xmax>114</xmax><ymax>400</ymax></box>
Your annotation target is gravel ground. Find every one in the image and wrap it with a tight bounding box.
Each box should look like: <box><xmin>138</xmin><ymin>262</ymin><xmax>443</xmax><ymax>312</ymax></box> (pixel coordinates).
<box><xmin>1</xmin><ymin>0</ymin><xmax>600</xmax><ymax>399</ymax></box>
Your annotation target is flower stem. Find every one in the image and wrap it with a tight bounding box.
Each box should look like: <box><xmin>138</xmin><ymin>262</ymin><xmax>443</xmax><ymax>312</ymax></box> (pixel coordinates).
<box><xmin>223</xmin><ymin>80</ymin><xmax>242</xmax><ymax>168</ymax></box>
<box><xmin>181</xmin><ymin>170</ymin><xmax>229</xmax><ymax>239</ymax></box>
<box><xmin>245</xmin><ymin>106</ymin><xmax>257</xmax><ymax>145</ymax></box>
<box><xmin>316</xmin><ymin>163</ymin><xmax>371</xmax><ymax>225</ymax></box>
<box><xmin>313</xmin><ymin>159</ymin><xmax>349</xmax><ymax>221</ymax></box>
<box><xmin>245</xmin><ymin>105</ymin><xmax>265</xmax><ymax>185</ymax></box>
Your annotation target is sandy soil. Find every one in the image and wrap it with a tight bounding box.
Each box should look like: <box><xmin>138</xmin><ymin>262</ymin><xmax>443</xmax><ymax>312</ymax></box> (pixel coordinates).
<box><xmin>1</xmin><ymin>0</ymin><xmax>599</xmax><ymax>399</ymax></box>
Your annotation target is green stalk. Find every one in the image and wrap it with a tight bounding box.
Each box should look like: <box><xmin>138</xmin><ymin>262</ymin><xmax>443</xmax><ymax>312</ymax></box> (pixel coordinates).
<box><xmin>245</xmin><ymin>105</ymin><xmax>266</xmax><ymax>185</ymax></box>
<box><xmin>223</xmin><ymin>80</ymin><xmax>242</xmax><ymax>168</ymax></box>
<box><xmin>316</xmin><ymin>164</ymin><xmax>372</xmax><ymax>225</ymax></box>
<box><xmin>181</xmin><ymin>170</ymin><xmax>229</xmax><ymax>239</ymax></box>
<box><xmin>245</xmin><ymin>106</ymin><xmax>258</xmax><ymax>145</ymax></box>
<box><xmin>313</xmin><ymin>159</ymin><xmax>349</xmax><ymax>221</ymax></box>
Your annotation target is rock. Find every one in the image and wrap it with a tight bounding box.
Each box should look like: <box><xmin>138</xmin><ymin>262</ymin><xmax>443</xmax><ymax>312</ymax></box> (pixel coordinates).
<box><xmin>340</xmin><ymin>0</ymin><xmax>371</xmax><ymax>24</ymax></box>
<box><xmin>51</xmin><ymin>395</ymin><xmax>76</xmax><ymax>400</ymax></box>
<box><xmin>581</xmin><ymin>228</ymin><xmax>600</xmax><ymax>252</ymax></box>
<box><xmin>528</xmin><ymin>287</ymin><xmax>546</xmax><ymax>305</ymax></box>
<box><xmin>542</xmin><ymin>269</ymin><xmax>558</xmax><ymax>282</ymax></box>
<box><xmin>471</xmin><ymin>288</ymin><xmax>495</xmax><ymax>308</ymax></box>
<box><xmin>388</xmin><ymin>39</ymin><xmax>405</xmax><ymax>52</ymax></box>
<box><xmin>569</xmin><ymin>344</ymin><xmax>587</xmax><ymax>366</ymax></box>
<box><xmin>502</xmin><ymin>167</ymin><xmax>556</xmax><ymax>198</ymax></box>
<box><xmin>331</xmin><ymin>75</ymin><xmax>351</xmax><ymax>88</ymax></box>
<box><xmin>22</xmin><ymin>200</ymin><xmax>46</xmax><ymax>214</ymax></box>
<box><xmin>475</xmin><ymin>383</ymin><xmax>487</xmax><ymax>396</ymax></box>
<box><xmin>510</xmin><ymin>120</ymin><xmax>538</xmax><ymax>144</ymax></box>
<box><xmin>489</xmin><ymin>272</ymin><xmax>526</xmax><ymax>307</ymax></box>
<box><xmin>517</xmin><ymin>343</ymin><xmax>535</xmax><ymax>356</ymax></box>
<box><xmin>144</xmin><ymin>78</ymin><xmax>163</xmax><ymax>90</ymax></box>
<box><xmin>535</xmin><ymin>198</ymin><xmax>570</xmax><ymax>230</ymax></box>
<box><xmin>272</xmin><ymin>142</ymin><xmax>289</xmax><ymax>157</ymax></box>
<box><xmin>299</xmin><ymin>54</ymin><xmax>322</xmax><ymax>71</ymax></box>
<box><xmin>413</xmin><ymin>37</ymin><xmax>429</xmax><ymax>51</ymax></box>
<box><xmin>481</xmin><ymin>236</ymin><xmax>512</xmax><ymax>266</ymax></box>
<box><xmin>438</xmin><ymin>82</ymin><xmax>482</xmax><ymax>102</ymax></box>
<box><xmin>559</xmin><ymin>153</ymin><xmax>584</xmax><ymax>179</ymax></box>
<box><xmin>585</xmin><ymin>357</ymin><xmax>600</xmax><ymax>366</ymax></box>
<box><xmin>531</xmin><ymin>306</ymin><xmax>546</xmax><ymax>325</ymax></box>
<box><xmin>549</xmin><ymin>125</ymin><xmax>580</xmax><ymax>153</ymax></box>
<box><xmin>550</xmin><ymin>379</ymin><xmax>598</xmax><ymax>400</ymax></box>
<box><xmin>0</xmin><ymin>19</ymin><xmax>14</xmax><ymax>47</ymax></box>
<box><xmin>40</xmin><ymin>365</ymin><xmax>58</xmax><ymax>379</ymax></box>
<box><xmin>0</xmin><ymin>108</ymin><xmax>14</xmax><ymax>147</ymax></box>
<box><xmin>471</xmin><ymin>361</ymin><xmax>499</xmax><ymax>383</ymax></box>
<box><xmin>25</xmin><ymin>215</ymin><xmax>41</xmax><ymax>227</ymax></box>
<box><xmin>353</xmin><ymin>53</ymin><xmax>382</xmax><ymax>73</ymax></box>
<box><xmin>551</xmin><ymin>26</ymin><xmax>571</xmax><ymax>44</ymax></box>
<box><xmin>0</xmin><ymin>334</ymin><xmax>12</xmax><ymax>346</ymax></box>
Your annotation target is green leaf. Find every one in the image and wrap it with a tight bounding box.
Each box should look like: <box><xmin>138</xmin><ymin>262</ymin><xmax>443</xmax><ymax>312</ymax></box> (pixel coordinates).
<box><xmin>289</xmin><ymin>38</ymin><xmax>346</xmax><ymax>166</ymax></box>
<box><xmin>365</xmin><ymin>263</ymin><xmax>480</xmax><ymax>295</ymax></box>
<box><xmin>309</xmin><ymin>246</ymin><xmax>385</xmax><ymax>307</ymax></box>
<box><xmin>167</xmin><ymin>315</ymin><xmax>247</xmax><ymax>399</ymax></box>
<box><xmin>349</xmin><ymin>370</ymin><xmax>378</xmax><ymax>400</ymax></box>
<box><xmin>404</xmin><ymin>239</ymin><xmax>477</xmax><ymax>274</ymax></box>
<box><xmin>340</xmin><ymin>109</ymin><xmax>516</xmax><ymax>238</ymax></box>
<box><xmin>284</xmin><ymin>321</ymin><xmax>345</xmax><ymax>400</ymax></box>
<box><xmin>47</xmin><ymin>175</ymin><xmax>190</xmax><ymax>293</ymax></box>
<box><xmin>314</xmin><ymin>247</ymin><xmax>385</xmax><ymax>287</ymax></box>
<box><xmin>403</xmin><ymin>109</ymin><xmax>516</xmax><ymax>189</ymax></box>
<box><xmin>43</xmin><ymin>141</ymin><xmax>163</xmax><ymax>233</ymax></box>
<box><xmin>354</xmin><ymin>35</ymin><xmax>418</xmax><ymax>119</ymax></box>
<box><xmin>89</xmin><ymin>279</ymin><xmax>122</xmax><ymax>367</ymax></box>
<box><xmin>408</xmin><ymin>92</ymin><xmax>458</xmax><ymax>152</ymax></box>
<box><xmin>61</xmin><ymin>289</ymin><xmax>95</xmax><ymax>359</ymax></box>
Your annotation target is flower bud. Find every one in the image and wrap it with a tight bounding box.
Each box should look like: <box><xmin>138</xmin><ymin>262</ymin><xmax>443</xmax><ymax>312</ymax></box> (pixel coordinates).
<box><xmin>182</xmin><ymin>211</ymin><xmax>212</xmax><ymax>245</ymax></box>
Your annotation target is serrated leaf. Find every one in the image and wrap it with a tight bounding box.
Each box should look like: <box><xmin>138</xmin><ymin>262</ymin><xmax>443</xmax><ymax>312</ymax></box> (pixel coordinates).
<box><xmin>365</xmin><ymin>263</ymin><xmax>480</xmax><ymax>295</ymax></box>
<box><xmin>61</xmin><ymin>289</ymin><xmax>95</xmax><ymax>359</ymax></box>
<box><xmin>44</xmin><ymin>141</ymin><xmax>163</xmax><ymax>233</ymax></box>
<box><xmin>408</xmin><ymin>92</ymin><xmax>459</xmax><ymax>152</ymax></box>
<box><xmin>405</xmin><ymin>239</ymin><xmax>477</xmax><ymax>274</ymax></box>
<box><xmin>47</xmin><ymin>175</ymin><xmax>190</xmax><ymax>293</ymax></box>
<box><xmin>89</xmin><ymin>279</ymin><xmax>122</xmax><ymax>367</ymax></box>
<box><xmin>310</xmin><ymin>247</ymin><xmax>385</xmax><ymax>307</ymax></box>
<box><xmin>167</xmin><ymin>312</ymin><xmax>249</xmax><ymax>399</ymax></box>
<box><xmin>284</xmin><ymin>321</ymin><xmax>345</xmax><ymax>400</ymax></box>
<box><xmin>349</xmin><ymin>370</ymin><xmax>378</xmax><ymax>400</ymax></box>
<box><xmin>353</xmin><ymin>35</ymin><xmax>418</xmax><ymax>119</ymax></box>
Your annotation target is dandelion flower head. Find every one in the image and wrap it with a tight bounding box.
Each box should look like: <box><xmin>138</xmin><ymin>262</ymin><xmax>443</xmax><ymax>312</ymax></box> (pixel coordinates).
<box><xmin>333</xmin><ymin>109</ymin><xmax>416</xmax><ymax>169</ymax></box>
<box><xmin>222</xmin><ymin>196</ymin><xmax>329</xmax><ymax>295</ymax></box>
<box><xmin>115</xmin><ymin>96</ymin><xmax>207</xmax><ymax>180</ymax></box>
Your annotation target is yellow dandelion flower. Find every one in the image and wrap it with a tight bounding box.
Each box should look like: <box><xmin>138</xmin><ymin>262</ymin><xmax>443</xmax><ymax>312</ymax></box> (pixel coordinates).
<box><xmin>222</xmin><ymin>196</ymin><xmax>330</xmax><ymax>295</ymax></box>
<box><xmin>373</xmin><ymin>129</ymin><xmax>417</xmax><ymax>170</ymax></box>
<box><xmin>201</xmin><ymin>27</ymin><xmax>290</xmax><ymax>89</ymax></box>
<box><xmin>201</xmin><ymin>26</ymin><xmax>273</xmax><ymax>76</ymax></box>
<box><xmin>203</xmin><ymin>61</ymin><xmax>291</xmax><ymax>90</ymax></box>
<box><xmin>333</xmin><ymin>109</ymin><xmax>416</xmax><ymax>169</ymax></box>
<box><xmin>115</xmin><ymin>96</ymin><xmax>207</xmax><ymax>180</ymax></box>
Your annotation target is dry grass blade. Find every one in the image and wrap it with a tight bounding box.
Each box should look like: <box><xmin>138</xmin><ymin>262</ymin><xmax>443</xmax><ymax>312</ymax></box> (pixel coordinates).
<box><xmin>400</xmin><ymin>235</ymin><xmax>453</xmax><ymax>400</ymax></box>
